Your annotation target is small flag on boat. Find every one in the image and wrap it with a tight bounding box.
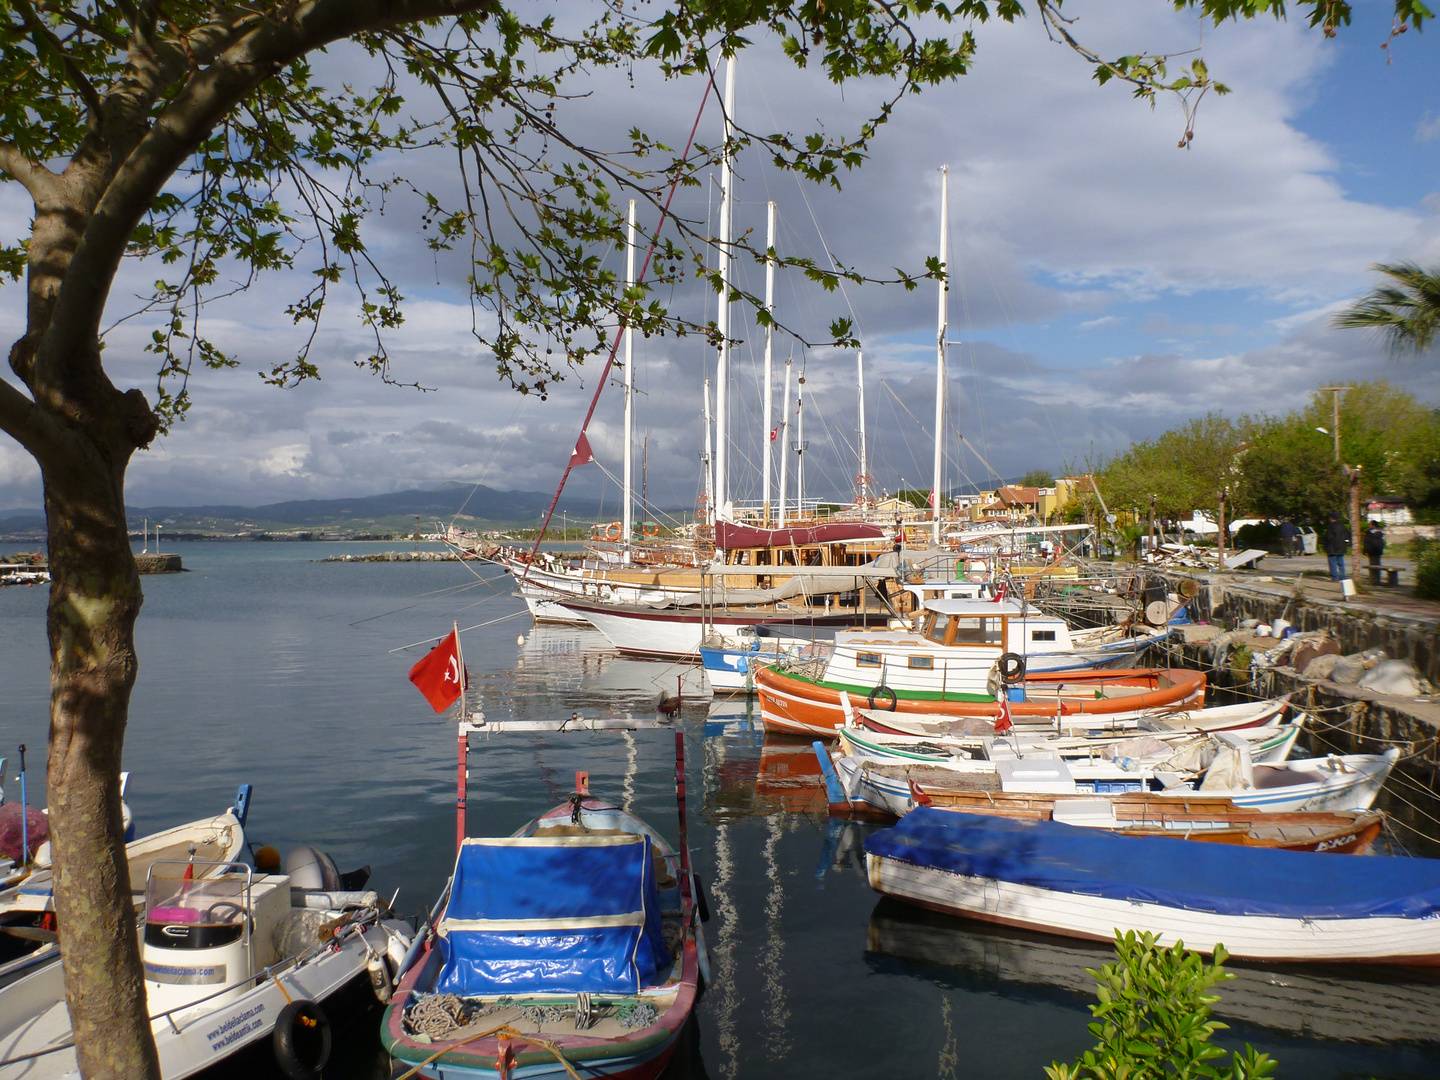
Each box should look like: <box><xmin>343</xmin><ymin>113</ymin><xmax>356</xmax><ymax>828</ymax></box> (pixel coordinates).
<box><xmin>769</xmin><ymin>428</ymin><xmax>778</xmax><ymax>442</ymax></box>
<box><xmin>994</xmin><ymin>691</ymin><xmax>1013</xmax><ymax>734</ymax></box>
<box><xmin>409</xmin><ymin>629</ymin><xmax>467</xmax><ymax>713</ymax></box>
<box><xmin>570</xmin><ymin>431</ymin><xmax>596</xmax><ymax>467</ymax></box>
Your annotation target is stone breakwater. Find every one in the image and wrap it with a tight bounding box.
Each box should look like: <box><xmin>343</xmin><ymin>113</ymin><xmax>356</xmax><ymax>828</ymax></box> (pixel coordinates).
<box><xmin>319</xmin><ymin>551</ymin><xmax>464</xmax><ymax>563</ymax></box>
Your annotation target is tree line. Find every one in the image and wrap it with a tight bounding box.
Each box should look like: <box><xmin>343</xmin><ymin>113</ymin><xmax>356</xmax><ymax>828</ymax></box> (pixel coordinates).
<box><xmin>1073</xmin><ymin>381</ymin><xmax>1440</xmax><ymax>528</ymax></box>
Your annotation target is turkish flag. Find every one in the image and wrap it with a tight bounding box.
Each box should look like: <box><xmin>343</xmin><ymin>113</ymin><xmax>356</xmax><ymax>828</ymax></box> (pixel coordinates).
<box><xmin>769</xmin><ymin>428</ymin><xmax>778</xmax><ymax>442</ymax></box>
<box><xmin>994</xmin><ymin>691</ymin><xmax>1013</xmax><ymax>734</ymax></box>
<box><xmin>409</xmin><ymin>629</ymin><xmax>466</xmax><ymax>713</ymax></box>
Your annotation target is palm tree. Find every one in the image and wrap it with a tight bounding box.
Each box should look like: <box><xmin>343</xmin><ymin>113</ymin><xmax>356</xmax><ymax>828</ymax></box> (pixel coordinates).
<box><xmin>1334</xmin><ymin>262</ymin><xmax>1440</xmax><ymax>356</ymax></box>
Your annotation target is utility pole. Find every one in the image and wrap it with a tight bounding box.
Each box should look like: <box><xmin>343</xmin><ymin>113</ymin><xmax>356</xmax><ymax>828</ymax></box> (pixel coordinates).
<box><xmin>1320</xmin><ymin>385</ymin><xmax>1359</xmax><ymax>565</ymax></box>
<box><xmin>1148</xmin><ymin>493</ymin><xmax>1156</xmax><ymax>560</ymax></box>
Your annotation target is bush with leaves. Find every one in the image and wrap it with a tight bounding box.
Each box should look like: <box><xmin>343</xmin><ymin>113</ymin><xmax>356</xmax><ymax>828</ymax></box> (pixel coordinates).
<box><xmin>1412</xmin><ymin>538</ymin><xmax>1440</xmax><ymax>602</ymax></box>
<box><xmin>1046</xmin><ymin>931</ymin><xmax>1277</xmax><ymax>1080</ymax></box>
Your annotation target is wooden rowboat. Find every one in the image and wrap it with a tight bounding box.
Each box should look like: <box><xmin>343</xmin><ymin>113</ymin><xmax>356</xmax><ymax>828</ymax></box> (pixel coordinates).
<box><xmin>756</xmin><ymin>664</ymin><xmax>1208</xmax><ymax>739</ymax></box>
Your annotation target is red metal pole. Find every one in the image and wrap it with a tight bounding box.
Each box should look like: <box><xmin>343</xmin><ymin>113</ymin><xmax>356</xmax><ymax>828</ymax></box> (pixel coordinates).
<box><xmin>522</xmin><ymin>86</ymin><xmax>714</xmax><ymax>582</ymax></box>
<box><xmin>457</xmin><ymin>726</ymin><xmax>468</xmax><ymax>854</ymax></box>
<box><xmin>674</xmin><ymin>729</ymin><xmax>693</xmax><ymax>915</ymax></box>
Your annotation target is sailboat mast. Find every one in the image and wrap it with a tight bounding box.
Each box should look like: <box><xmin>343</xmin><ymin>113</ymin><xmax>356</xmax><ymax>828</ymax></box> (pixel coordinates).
<box><xmin>932</xmin><ymin>165</ymin><xmax>949</xmax><ymax>547</ymax></box>
<box><xmin>702</xmin><ymin>378</ymin><xmax>714</xmax><ymax>525</ymax></box>
<box><xmin>778</xmin><ymin>359</ymin><xmax>792</xmax><ymax>528</ymax></box>
<box><xmin>857</xmin><ymin>349</ymin><xmax>869</xmax><ymax>518</ymax></box>
<box><xmin>713</xmin><ymin>56</ymin><xmax>736</xmax><ymax>523</ymax></box>
<box><xmin>762</xmin><ymin>200</ymin><xmax>776</xmax><ymax>526</ymax></box>
<box><xmin>796</xmin><ymin>373</ymin><xmax>807</xmax><ymax>519</ymax></box>
<box><xmin>623</xmin><ymin>199</ymin><xmax>637</xmax><ymax>546</ymax></box>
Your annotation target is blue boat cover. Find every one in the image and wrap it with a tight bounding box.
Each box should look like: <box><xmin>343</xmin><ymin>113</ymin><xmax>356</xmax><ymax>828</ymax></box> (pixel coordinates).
<box><xmin>435</xmin><ymin>834</ymin><xmax>669</xmax><ymax>995</ymax></box>
<box><xmin>865</xmin><ymin>807</ymin><xmax>1440</xmax><ymax>921</ymax></box>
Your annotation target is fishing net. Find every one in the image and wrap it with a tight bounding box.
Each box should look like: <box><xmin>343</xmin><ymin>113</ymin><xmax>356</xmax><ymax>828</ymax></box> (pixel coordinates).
<box><xmin>0</xmin><ymin>803</ymin><xmax>48</xmax><ymax>861</ymax></box>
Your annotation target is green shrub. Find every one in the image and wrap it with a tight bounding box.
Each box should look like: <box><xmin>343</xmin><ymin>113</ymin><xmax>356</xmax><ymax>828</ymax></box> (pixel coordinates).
<box><xmin>1414</xmin><ymin>538</ymin><xmax>1440</xmax><ymax>601</ymax></box>
<box><xmin>1234</xmin><ymin>521</ymin><xmax>1281</xmax><ymax>552</ymax></box>
<box><xmin>1046</xmin><ymin>931</ymin><xmax>1276</xmax><ymax>1080</ymax></box>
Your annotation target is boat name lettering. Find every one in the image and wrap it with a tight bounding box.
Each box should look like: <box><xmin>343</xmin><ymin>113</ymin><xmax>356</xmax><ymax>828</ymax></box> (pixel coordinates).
<box><xmin>1314</xmin><ymin>834</ymin><xmax>1357</xmax><ymax>853</ymax></box>
<box><xmin>145</xmin><ymin>961</ymin><xmax>226</xmax><ymax>985</ymax></box>
<box><xmin>206</xmin><ymin>1003</ymin><xmax>266</xmax><ymax>1046</ymax></box>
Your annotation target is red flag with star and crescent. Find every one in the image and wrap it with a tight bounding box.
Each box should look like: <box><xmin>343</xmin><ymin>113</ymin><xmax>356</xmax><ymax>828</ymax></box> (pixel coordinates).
<box><xmin>994</xmin><ymin>690</ymin><xmax>1013</xmax><ymax>734</ymax></box>
<box><xmin>570</xmin><ymin>431</ymin><xmax>596</xmax><ymax>467</ymax></box>
<box><xmin>408</xmin><ymin>629</ymin><xmax>467</xmax><ymax>713</ymax></box>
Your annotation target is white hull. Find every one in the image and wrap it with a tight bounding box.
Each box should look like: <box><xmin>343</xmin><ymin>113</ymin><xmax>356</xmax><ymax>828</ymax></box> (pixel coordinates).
<box><xmin>866</xmin><ymin>853</ymin><xmax>1440</xmax><ymax>964</ymax></box>
<box><xmin>0</xmin><ymin>918</ymin><xmax>409</xmax><ymax>1079</ymax></box>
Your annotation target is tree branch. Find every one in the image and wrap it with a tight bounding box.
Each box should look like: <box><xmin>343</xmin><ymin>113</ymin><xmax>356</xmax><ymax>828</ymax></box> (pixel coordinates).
<box><xmin>0</xmin><ymin>369</ymin><xmax>54</xmax><ymax>457</ymax></box>
<box><xmin>0</xmin><ymin>140</ymin><xmax>58</xmax><ymax>199</ymax></box>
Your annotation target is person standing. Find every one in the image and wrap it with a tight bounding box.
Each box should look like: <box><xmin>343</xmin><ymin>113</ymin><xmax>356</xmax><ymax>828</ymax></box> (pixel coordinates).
<box><xmin>1324</xmin><ymin>512</ymin><xmax>1349</xmax><ymax>582</ymax></box>
<box><xmin>1279</xmin><ymin>518</ymin><xmax>1299</xmax><ymax>556</ymax></box>
<box><xmin>1364</xmin><ymin>520</ymin><xmax>1386</xmax><ymax>570</ymax></box>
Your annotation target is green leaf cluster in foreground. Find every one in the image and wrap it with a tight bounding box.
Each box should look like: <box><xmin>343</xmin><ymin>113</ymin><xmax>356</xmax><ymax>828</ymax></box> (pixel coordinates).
<box><xmin>1047</xmin><ymin>931</ymin><xmax>1277</xmax><ymax>1080</ymax></box>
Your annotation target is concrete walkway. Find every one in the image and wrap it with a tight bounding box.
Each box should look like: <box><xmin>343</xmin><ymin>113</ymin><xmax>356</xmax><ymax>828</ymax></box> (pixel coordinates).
<box><xmin>1209</xmin><ymin>552</ymin><xmax>1440</xmax><ymax>625</ymax></box>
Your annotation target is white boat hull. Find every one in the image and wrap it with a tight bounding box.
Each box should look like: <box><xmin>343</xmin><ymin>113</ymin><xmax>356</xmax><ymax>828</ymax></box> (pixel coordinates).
<box><xmin>866</xmin><ymin>853</ymin><xmax>1440</xmax><ymax>964</ymax></box>
<box><xmin>0</xmin><ymin>918</ymin><xmax>410</xmax><ymax>1079</ymax></box>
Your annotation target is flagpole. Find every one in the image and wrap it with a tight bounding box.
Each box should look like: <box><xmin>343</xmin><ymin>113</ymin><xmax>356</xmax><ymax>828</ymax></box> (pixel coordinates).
<box><xmin>454</xmin><ymin>621</ymin><xmax>467</xmax><ymax>853</ymax></box>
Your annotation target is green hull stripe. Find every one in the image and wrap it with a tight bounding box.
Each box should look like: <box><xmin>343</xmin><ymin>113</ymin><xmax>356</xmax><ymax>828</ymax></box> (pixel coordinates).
<box><xmin>775</xmin><ymin>668</ymin><xmax>990</xmax><ymax>704</ymax></box>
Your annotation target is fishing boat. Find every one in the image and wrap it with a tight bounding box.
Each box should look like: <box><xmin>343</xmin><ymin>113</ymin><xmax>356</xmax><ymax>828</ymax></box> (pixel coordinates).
<box><xmin>865</xmin><ymin>900</ymin><xmax>1440</xmax><ymax>1046</ymax></box>
<box><xmin>863</xmin><ymin>807</ymin><xmax>1440</xmax><ymax>964</ymax></box>
<box><xmin>0</xmin><ymin>784</ymin><xmax>245</xmax><ymax>988</ymax></box>
<box><xmin>824</xmin><ymin>742</ymin><xmax>1398</xmax><ymax>818</ymax></box>
<box><xmin>0</xmin><ymin>846</ymin><xmax>412</xmax><ymax>1079</ymax></box>
<box><xmin>757</xmin><ymin>663</ymin><xmax>1207</xmax><ymax>739</ymax></box>
<box><xmin>854</xmin><ymin>696</ymin><xmax>1292</xmax><ymax>739</ymax></box>
<box><xmin>381</xmin><ymin>773</ymin><xmax>706</xmax><ymax>1080</ymax></box>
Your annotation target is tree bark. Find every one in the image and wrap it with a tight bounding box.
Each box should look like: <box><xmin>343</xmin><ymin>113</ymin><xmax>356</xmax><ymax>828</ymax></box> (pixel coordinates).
<box><xmin>43</xmin><ymin>427</ymin><xmax>155</xmax><ymax>1080</ymax></box>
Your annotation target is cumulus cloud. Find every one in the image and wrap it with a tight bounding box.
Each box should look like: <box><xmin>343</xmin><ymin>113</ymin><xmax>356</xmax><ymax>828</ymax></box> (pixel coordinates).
<box><xmin>1</xmin><ymin>0</ymin><xmax>1437</xmax><ymax>513</ymax></box>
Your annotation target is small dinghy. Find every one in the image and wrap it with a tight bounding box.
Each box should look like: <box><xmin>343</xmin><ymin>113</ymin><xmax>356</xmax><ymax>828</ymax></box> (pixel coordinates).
<box><xmin>0</xmin><ymin>844</ymin><xmax>412</xmax><ymax>1079</ymax></box>
<box><xmin>864</xmin><ymin>808</ymin><xmax>1440</xmax><ymax>964</ymax></box>
<box><xmin>382</xmin><ymin>776</ymin><xmax>706</xmax><ymax>1080</ymax></box>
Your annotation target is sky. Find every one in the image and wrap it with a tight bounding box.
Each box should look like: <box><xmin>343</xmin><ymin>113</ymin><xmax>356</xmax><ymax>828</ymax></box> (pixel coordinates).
<box><xmin>2</xmin><ymin>0</ymin><xmax>1439</xmax><ymax>517</ymax></box>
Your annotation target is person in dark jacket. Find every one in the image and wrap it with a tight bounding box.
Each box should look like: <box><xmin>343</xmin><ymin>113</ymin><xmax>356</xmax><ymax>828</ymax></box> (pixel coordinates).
<box><xmin>1323</xmin><ymin>512</ymin><xmax>1349</xmax><ymax>582</ymax></box>
<box><xmin>1364</xmin><ymin>520</ymin><xmax>1386</xmax><ymax>569</ymax></box>
<box><xmin>1279</xmin><ymin>518</ymin><xmax>1300</xmax><ymax>556</ymax></box>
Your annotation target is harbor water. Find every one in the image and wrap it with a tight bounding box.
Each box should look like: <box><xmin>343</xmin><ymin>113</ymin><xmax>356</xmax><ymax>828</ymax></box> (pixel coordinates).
<box><xmin>3</xmin><ymin>541</ymin><xmax>1440</xmax><ymax>1079</ymax></box>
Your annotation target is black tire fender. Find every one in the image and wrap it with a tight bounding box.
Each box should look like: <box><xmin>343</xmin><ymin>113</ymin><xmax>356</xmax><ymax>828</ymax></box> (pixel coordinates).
<box><xmin>868</xmin><ymin>685</ymin><xmax>898</xmax><ymax>712</ymax></box>
<box><xmin>273</xmin><ymin>999</ymin><xmax>331</xmax><ymax>1080</ymax></box>
<box><xmin>999</xmin><ymin>652</ymin><xmax>1026</xmax><ymax>684</ymax></box>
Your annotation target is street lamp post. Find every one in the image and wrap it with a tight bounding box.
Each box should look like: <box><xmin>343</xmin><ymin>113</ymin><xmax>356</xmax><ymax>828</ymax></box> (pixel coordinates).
<box><xmin>1318</xmin><ymin>385</ymin><xmax>1360</xmax><ymax>565</ymax></box>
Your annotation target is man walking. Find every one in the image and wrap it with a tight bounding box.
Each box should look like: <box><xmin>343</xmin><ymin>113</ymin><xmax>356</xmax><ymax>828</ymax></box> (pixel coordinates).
<box><xmin>1324</xmin><ymin>512</ymin><xmax>1349</xmax><ymax>582</ymax></box>
<box><xmin>1279</xmin><ymin>518</ymin><xmax>1300</xmax><ymax>556</ymax></box>
<box><xmin>1364</xmin><ymin>520</ymin><xmax>1386</xmax><ymax>570</ymax></box>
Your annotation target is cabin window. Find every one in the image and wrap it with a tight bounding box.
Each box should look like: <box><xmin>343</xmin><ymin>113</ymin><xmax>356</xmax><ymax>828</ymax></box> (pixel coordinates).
<box><xmin>856</xmin><ymin>652</ymin><xmax>882</xmax><ymax>668</ymax></box>
<box><xmin>908</xmin><ymin>655</ymin><xmax>934</xmax><ymax>670</ymax></box>
<box><xmin>1031</xmin><ymin>630</ymin><xmax>1057</xmax><ymax>642</ymax></box>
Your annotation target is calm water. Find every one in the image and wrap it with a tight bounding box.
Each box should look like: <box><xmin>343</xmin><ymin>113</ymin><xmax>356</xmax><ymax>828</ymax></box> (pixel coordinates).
<box><xmin>3</xmin><ymin>541</ymin><xmax>1440</xmax><ymax>1080</ymax></box>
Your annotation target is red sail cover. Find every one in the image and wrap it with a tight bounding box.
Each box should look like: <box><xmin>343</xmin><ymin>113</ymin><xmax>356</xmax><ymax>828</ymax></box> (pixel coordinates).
<box><xmin>409</xmin><ymin>630</ymin><xmax>466</xmax><ymax>713</ymax></box>
<box><xmin>714</xmin><ymin>520</ymin><xmax>884</xmax><ymax>550</ymax></box>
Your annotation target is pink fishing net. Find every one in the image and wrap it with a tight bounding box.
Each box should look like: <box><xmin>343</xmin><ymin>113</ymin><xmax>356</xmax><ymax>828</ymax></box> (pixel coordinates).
<box><xmin>0</xmin><ymin>803</ymin><xmax>48</xmax><ymax>861</ymax></box>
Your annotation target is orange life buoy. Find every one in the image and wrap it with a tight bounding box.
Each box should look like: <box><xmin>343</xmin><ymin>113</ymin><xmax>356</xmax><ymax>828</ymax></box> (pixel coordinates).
<box><xmin>604</xmin><ymin>522</ymin><xmax>621</xmax><ymax>540</ymax></box>
<box><xmin>642</xmin><ymin>522</ymin><xmax>660</xmax><ymax>538</ymax></box>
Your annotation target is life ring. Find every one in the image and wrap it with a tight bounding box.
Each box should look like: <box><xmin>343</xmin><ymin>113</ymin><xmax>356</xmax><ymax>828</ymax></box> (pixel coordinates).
<box><xmin>868</xmin><ymin>685</ymin><xmax>898</xmax><ymax>711</ymax></box>
<box><xmin>642</xmin><ymin>522</ymin><xmax>660</xmax><ymax>538</ymax></box>
<box><xmin>998</xmin><ymin>652</ymin><xmax>1026</xmax><ymax>684</ymax></box>
<box><xmin>604</xmin><ymin>522</ymin><xmax>621</xmax><ymax>540</ymax></box>
<box><xmin>272</xmin><ymin>999</ymin><xmax>331</xmax><ymax>1080</ymax></box>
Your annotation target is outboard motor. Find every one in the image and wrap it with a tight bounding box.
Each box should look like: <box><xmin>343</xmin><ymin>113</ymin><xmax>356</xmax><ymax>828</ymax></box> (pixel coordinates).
<box><xmin>284</xmin><ymin>846</ymin><xmax>340</xmax><ymax>891</ymax></box>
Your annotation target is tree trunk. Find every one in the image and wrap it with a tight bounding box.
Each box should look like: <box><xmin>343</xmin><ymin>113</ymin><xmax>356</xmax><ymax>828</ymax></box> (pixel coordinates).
<box><xmin>43</xmin><ymin>447</ymin><xmax>158</xmax><ymax>1080</ymax></box>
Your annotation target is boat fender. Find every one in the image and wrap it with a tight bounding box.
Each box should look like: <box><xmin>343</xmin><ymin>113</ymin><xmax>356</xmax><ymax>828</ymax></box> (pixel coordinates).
<box><xmin>691</xmin><ymin>872</ymin><xmax>712</xmax><ymax>923</ymax></box>
<box><xmin>867</xmin><ymin>685</ymin><xmax>898</xmax><ymax>712</ymax></box>
<box><xmin>367</xmin><ymin>950</ymin><xmax>393</xmax><ymax>1003</ymax></box>
<box><xmin>272</xmin><ymin>999</ymin><xmax>331</xmax><ymax>1080</ymax></box>
<box><xmin>283</xmin><ymin>846</ymin><xmax>340</xmax><ymax>891</ymax></box>
<box><xmin>998</xmin><ymin>652</ymin><xmax>1026</xmax><ymax>684</ymax></box>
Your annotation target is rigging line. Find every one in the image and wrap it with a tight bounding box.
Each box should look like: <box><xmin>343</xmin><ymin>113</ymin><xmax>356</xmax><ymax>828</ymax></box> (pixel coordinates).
<box><xmin>388</xmin><ymin>608</ymin><xmax>529</xmax><ymax>653</ymax></box>
<box><xmin>959</xmin><ymin>433</ymin><xmax>1008</xmax><ymax>487</ymax></box>
<box><xmin>449</xmin><ymin>396</ymin><xmax>530</xmax><ymax>527</ymax></box>
<box><xmin>980</xmin><ymin>252</ymin><xmax>1065</xmax><ymax>463</ymax></box>
<box><xmin>316</xmin><ymin>576</ymin><xmax>492</xmax><ymax>620</ymax></box>
<box><xmin>878</xmin><ymin>381</ymin><xmax>929</xmax><ymax>492</ymax></box>
<box><xmin>346</xmin><ymin>577</ymin><xmax>495</xmax><ymax>627</ymax></box>
<box><xmin>525</xmin><ymin>73</ymin><xmax>715</xmax><ymax>571</ymax></box>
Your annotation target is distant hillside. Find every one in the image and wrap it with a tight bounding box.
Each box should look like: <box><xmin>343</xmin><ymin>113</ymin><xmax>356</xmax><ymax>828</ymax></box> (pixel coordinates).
<box><xmin>0</xmin><ymin>482</ymin><xmax>642</xmax><ymax>540</ymax></box>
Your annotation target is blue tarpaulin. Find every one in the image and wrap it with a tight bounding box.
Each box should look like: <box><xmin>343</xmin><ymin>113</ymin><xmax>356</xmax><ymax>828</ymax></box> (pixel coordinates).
<box><xmin>436</xmin><ymin>834</ymin><xmax>669</xmax><ymax>995</ymax></box>
<box><xmin>865</xmin><ymin>807</ymin><xmax>1440</xmax><ymax>920</ymax></box>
